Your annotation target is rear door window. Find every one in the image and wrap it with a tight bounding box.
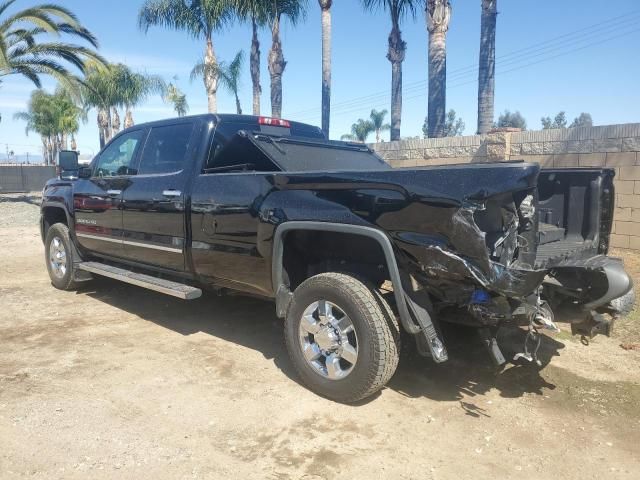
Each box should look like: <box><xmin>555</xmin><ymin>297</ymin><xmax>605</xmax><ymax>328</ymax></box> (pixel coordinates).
<box><xmin>137</xmin><ymin>123</ymin><xmax>195</xmax><ymax>175</ymax></box>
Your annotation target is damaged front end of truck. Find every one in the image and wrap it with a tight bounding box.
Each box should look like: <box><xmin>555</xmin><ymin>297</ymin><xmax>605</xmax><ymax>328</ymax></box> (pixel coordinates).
<box><xmin>389</xmin><ymin>163</ymin><xmax>634</xmax><ymax>366</ymax></box>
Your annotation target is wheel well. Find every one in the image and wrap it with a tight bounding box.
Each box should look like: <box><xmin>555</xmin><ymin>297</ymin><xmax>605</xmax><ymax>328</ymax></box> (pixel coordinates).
<box><xmin>281</xmin><ymin>230</ymin><xmax>390</xmax><ymax>291</ymax></box>
<box><xmin>42</xmin><ymin>207</ymin><xmax>68</xmax><ymax>233</ymax></box>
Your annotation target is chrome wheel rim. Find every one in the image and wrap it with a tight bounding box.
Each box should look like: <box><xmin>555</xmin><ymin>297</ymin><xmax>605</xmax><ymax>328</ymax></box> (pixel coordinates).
<box><xmin>298</xmin><ymin>300</ymin><xmax>358</xmax><ymax>380</ymax></box>
<box><xmin>49</xmin><ymin>236</ymin><xmax>67</xmax><ymax>279</ymax></box>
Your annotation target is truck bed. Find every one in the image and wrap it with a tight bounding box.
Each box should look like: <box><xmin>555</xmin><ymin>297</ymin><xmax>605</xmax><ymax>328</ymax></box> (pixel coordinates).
<box><xmin>535</xmin><ymin>238</ymin><xmax>593</xmax><ymax>268</ymax></box>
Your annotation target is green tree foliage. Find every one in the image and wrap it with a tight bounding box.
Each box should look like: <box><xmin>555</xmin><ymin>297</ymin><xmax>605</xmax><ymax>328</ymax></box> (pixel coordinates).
<box><xmin>0</xmin><ymin>0</ymin><xmax>105</xmax><ymax>91</ymax></box>
<box><xmin>138</xmin><ymin>0</ymin><xmax>233</xmax><ymax>113</ymax></box>
<box><xmin>81</xmin><ymin>62</ymin><xmax>165</xmax><ymax>147</ymax></box>
<box><xmin>192</xmin><ymin>50</ymin><xmax>244</xmax><ymax>114</ymax></box>
<box><xmin>113</xmin><ymin>65</ymin><xmax>166</xmax><ymax>128</ymax></box>
<box><xmin>542</xmin><ymin>111</ymin><xmax>593</xmax><ymax>129</ymax></box>
<box><xmin>496</xmin><ymin>110</ymin><xmax>527</xmax><ymax>130</ymax></box>
<box><xmin>423</xmin><ymin>109</ymin><xmax>465</xmax><ymax>138</ymax></box>
<box><xmin>341</xmin><ymin>118</ymin><xmax>374</xmax><ymax>143</ymax></box>
<box><xmin>541</xmin><ymin>111</ymin><xmax>567</xmax><ymax>129</ymax></box>
<box><xmin>369</xmin><ymin>108</ymin><xmax>390</xmax><ymax>143</ymax></box>
<box><xmin>14</xmin><ymin>88</ymin><xmax>82</xmax><ymax>165</ymax></box>
<box><xmin>570</xmin><ymin>113</ymin><xmax>593</xmax><ymax>128</ymax></box>
<box><xmin>164</xmin><ymin>82</ymin><xmax>189</xmax><ymax>117</ymax></box>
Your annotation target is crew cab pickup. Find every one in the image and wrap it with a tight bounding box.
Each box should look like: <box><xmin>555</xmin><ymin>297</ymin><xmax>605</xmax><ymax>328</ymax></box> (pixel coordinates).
<box><xmin>41</xmin><ymin>114</ymin><xmax>634</xmax><ymax>402</ymax></box>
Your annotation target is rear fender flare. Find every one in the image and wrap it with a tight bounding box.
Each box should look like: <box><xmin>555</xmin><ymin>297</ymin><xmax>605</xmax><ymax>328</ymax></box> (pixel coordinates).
<box><xmin>271</xmin><ymin>221</ymin><xmax>416</xmax><ymax>331</ymax></box>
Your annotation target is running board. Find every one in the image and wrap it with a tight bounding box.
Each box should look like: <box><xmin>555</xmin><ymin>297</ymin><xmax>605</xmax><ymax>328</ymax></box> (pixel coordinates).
<box><xmin>77</xmin><ymin>262</ymin><xmax>202</xmax><ymax>300</ymax></box>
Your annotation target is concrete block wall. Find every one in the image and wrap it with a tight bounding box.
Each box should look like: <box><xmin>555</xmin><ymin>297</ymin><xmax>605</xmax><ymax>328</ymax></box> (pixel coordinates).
<box><xmin>370</xmin><ymin>123</ymin><xmax>640</xmax><ymax>250</ymax></box>
<box><xmin>0</xmin><ymin>165</ymin><xmax>56</xmax><ymax>193</ymax></box>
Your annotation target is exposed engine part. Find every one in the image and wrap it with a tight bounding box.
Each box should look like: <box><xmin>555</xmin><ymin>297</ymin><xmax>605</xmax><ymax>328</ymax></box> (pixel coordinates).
<box><xmin>519</xmin><ymin>194</ymin><xmax>535</xmax><ymax>220</ymax></box>
<box><xmin>467</xmin><ymin>289</ymin><xmax>511</xmax><ymax>326</ymax></box>
<box><xmin>513</xmin><ymin>325</ymin><xmax>542</xmax><ymax>367</ymax></box>
<box><xmin>532</xmin><ymin>300</ymin><xmax>560</xmax><ymax>333</ymax></box>
<box><xmin>571</xmin><ymin>311</ymin><xmax>615</xmax><ymax>340</ymax></box>
<box><xmin>478</xmin><ymin>327</ymin><xmax>506</xmax><ymax>366</ymax></box>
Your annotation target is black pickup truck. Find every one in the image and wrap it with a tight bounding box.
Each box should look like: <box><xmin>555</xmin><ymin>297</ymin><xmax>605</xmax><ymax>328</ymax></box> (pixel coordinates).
<box><xmin>41</xmin><ymin>114</ymin><xmax>634</xmax><ymax>402</ymax></box>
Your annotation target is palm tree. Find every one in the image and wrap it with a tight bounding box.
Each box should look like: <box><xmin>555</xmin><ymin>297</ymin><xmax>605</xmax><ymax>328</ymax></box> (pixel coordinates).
<box><xmin>192</xmin><ymin>50</ymin><xmax>244</xmax><ymax>114</ymax></box>
<box><xmin>319</xmin><ymin>0</ymin><xmax>332</xmax><ymax>137</ymax></box>
<box><xmin>233</xmin><ymin>0</ymin><xmax>270</xmax><ymax>115</ymax></box>
<box><xmin>369</xmin><ymin>109</ymin><xmax>390</xmax><ymax>143</ymax></box>
<box><xmin>361</xmin><ymin>1</ymin><xmax>418</xmax><ymax>141</ymax></box>
<box><xmin>138</xmin><ymin>0</ymin><xmax>232</xmax><ymax>113</ymax></box>
<box><xmin>426</xmin><ymin>0</ymin><xmax>451</xmax><ymax>138</ymax></box>
<box><xmin>341</xmin><ymin>118</ymin><xmax>374</xmax><ymax>143</ymax></box>
<box><xmin>164</xmin><ymin>82</ymin><xmax>189</xmax><ymax>117</ymax></box>
<box><xmin>81</xmin><ymin>62</ymin><xmax>122</xmax><ymax>148</ymax></box>
<box><xmin>477</xmin><ymin>0</ymin><xmax>497</xmax><ymax>134</ymax></box>
<box><xmin>112</xmin><ymin>65</ymin><xmax>166</xmax><ymax>128</ymax></box>
<box><xmin>0</xmin><ymin>0</ymin><xmax>105</xmax><ymax>91</ymax></box>
<box><xmin>268</xmin><ymin>0</ymin><xmax>307</xmax><ymax>118</ymax></box>
<box><xmin>14</xmin><ymin>88</ymin><xmax>82</xmax><ymax>165</ymax></box>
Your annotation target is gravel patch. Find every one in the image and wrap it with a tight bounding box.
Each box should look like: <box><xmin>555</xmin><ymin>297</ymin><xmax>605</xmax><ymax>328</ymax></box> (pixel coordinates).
<box><xmin>0</xmin><ymin>192</ymin><xmax>42</xmax><ymax>228</ymax></box>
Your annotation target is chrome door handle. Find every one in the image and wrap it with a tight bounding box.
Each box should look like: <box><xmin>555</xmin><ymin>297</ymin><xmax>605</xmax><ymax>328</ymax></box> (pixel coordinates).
<box><xmin>107</xmin><ymin>189</ymin><xmax>121</xmax><ymax>196</ymax></box>
<box><xmin>163</xmin><ymin>190</ymin><xmax>182</xmax><ymax>197</ymax></box>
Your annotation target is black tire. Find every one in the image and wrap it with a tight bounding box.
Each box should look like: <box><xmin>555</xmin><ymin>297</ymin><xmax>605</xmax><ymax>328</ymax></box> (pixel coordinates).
<box><xmin>284</xmin><ymin>272</ymin><xmax>400</xmax><ymax>403</ymax></box>
<box><xmin>44</xmin><ymin>222</ymin><xmax>78</xmax><ymax>291</ymax></box>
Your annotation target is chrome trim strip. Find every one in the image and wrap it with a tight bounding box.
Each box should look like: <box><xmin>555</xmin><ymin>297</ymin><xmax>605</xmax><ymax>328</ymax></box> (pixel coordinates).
<box><xmin>77</xmin><ymin>233</ymin><xmax>122</xmax><ymax>244</ymax></box>
<box><xmin>77</xmin><ymin>233</ymin><xmax>182</xmax><ymax>253</ymax></box>
<box><xmin>123</xmin><ymin>238</ymin><xmax>182</xmax><ymax>253</ymax></box>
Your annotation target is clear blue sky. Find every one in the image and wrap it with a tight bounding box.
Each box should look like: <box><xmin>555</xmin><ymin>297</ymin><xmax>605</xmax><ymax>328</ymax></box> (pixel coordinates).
<box><xmin>2</xmin><ymin>0</ymin><xmax>640</xmax><ymax>159</ymax></box>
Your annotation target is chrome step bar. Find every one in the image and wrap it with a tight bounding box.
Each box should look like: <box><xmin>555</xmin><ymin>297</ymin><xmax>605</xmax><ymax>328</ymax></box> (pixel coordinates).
<box><xmin>77</xmin><ymin>262</ymin><xmax>202</xmax><ymax>300</ymax></box>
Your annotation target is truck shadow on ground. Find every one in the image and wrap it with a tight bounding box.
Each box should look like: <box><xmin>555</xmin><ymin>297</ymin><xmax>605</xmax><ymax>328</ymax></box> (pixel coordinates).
<box><xmin>83</xmin><ymin>278</ymin><xmax>564</xmax><ymax>406</ymax></box>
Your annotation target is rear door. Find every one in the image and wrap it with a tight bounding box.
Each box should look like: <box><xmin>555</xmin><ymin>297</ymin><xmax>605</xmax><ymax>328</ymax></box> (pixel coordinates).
<box><xmin>73</xmin><ymin>128</ymin><xmax>146</xmax><ymax>258</ymax></box>
<box><xmin>120</xmin><ymin>121</ymin><xmax>197</xmax><ymax>271</ymax></box>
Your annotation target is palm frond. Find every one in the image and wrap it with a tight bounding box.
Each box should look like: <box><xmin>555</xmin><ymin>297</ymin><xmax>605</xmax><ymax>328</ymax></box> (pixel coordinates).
<box><xmin>138</xmin><ymin>0</ymin><xmax>231</xmax><ymax>39</ymax></box>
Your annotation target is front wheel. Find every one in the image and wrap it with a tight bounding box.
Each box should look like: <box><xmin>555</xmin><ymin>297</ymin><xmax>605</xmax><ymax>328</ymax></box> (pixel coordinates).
<box><xmin>44</xmin><ymin>223</ymin><xmax>78</xmax><ymax>291</ymax></box>
<box><xmin>284</xmin><ymin>273</ymin><xmax>400</xmax><ymax>403</ymax></box>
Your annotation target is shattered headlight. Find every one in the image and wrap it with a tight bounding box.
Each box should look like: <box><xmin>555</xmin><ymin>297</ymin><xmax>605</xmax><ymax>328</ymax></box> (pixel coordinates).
<box><xmin>520</xmin><ymin>194</ymin><xmax>535</xmax><ymax>220</ymax></box>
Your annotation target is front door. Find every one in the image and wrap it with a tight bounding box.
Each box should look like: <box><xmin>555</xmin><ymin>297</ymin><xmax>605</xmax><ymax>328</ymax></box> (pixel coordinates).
<box><xmin>74</xmin><ymin>129</ymin><xmax>147</xmax><ymax>258</ymax></box>
<box><xmin>120</xmin><ymin>121</ymin><xmax>197</xmax><ymax>271</ymax></box>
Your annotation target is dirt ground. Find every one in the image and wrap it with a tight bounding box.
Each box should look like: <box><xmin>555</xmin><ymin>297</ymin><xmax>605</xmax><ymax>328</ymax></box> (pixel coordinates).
<box><xmin>1</xmin><ymin>193</ymin><xmax>640</xmax><ymax>479</ymax></box>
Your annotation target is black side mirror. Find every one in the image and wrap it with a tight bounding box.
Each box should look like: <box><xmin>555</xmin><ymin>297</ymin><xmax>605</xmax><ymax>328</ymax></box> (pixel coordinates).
<box><xmin>58</xmin><ymin>150</ymin><xmax>79</xmax><ymax>171</ymax></box>
<box><xmin>78</xmin><ymin>166</ymin><xmax>92</xmax><ymax>179</ymax></box>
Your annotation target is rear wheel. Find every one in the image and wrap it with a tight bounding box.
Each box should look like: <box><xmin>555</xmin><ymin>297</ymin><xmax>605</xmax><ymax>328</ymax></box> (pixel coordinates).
<box><xmin>45</xmin><ymin>223</ymin><xmax>78</xmax><ymax>291</ymax></box>
<box><xmin>285</xmin><ymin>272</ymin><xmax>400</xmax><ymax>403</ymax></box>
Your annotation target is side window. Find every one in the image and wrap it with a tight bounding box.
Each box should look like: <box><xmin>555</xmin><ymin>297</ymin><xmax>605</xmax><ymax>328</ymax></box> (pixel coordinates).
<box><xmin>94</xmin><ymin>130</ymin><xmax>145</xmax><ymax>177</ymax></box>
<box><xmin>202</xmin><ymin>133</ymin><xmax>280</xmax><ymax>173</ymax></box>
<box><xmin>137</xmin><ymin>123</ymin><xmax>194</xmax><ymax>175</ymax></box>
<box><xmin>204</xmin><ymin>135</ymin><xmax>223</xmax><ymax>171</ymax></box>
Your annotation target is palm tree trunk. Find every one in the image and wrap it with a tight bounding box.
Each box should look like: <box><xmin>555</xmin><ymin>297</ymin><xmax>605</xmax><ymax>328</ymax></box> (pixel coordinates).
<box><xmin>97</xmin><ymin>109</ymin><xmax>108</xmax><ymax>148</ymax></box>
<box><xmin>235</xmin><ymin>93</ymin><xmax>242</xmax><ymax>115</ymax></box>
<box><xmin>477</xmin><ymin>0</ymin><xmax>497</xmax><ymax>134</ymax></box>
<box><xmin>111</xmin><ymin>107</ymin><xmax>121</xmax><ymax>138</ymax></box>
<box><xmin>320</xmin><ymin>0</ymin><xmax>332</xmax><ymax>138</ymax></box>
<box><xmin>41</xmin><ymin>137</ymin><xmax>48</xmax><ymax>166</ymax></box>
<box><xmin>387</xmin><ymin>22</ymin><xmax>405</xmax><ymax>141</ymax></box>
<box><xmin>376</xmin><ymin>128</ymin><xmax>380</xmax><ymax>144</ymax></box>
<box><xmin>204</xmin><ymin>37</ymin><xmax>218</xmax><ymax>113</ymax></box>
<box><xmin>124</xmin><ymin>106</ymin><xmax>134</xmax><ymax>129</ymax></box>
<box><xmin>71</xmin><ymin>134</ymin><xmax>77</xmax><ymax>151</ymax></box>
<box><xmin>251</xmin><ymin>16</ymin><xmax>261</xmax><ymax>116</ymax></box>
<box><xmin>427</xmin><ymin>0</ymin><xmax>452</xmax><ymax>138</ymax></box>
<box><xmin>106</xmin><ymin>108</ymin><xmax>113</xmax><ymax>144</ymax></box>
<box><xmin>268</xmin><ymin>14</ymin><xmax>286</xmax><ymax>118</ymax></box>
